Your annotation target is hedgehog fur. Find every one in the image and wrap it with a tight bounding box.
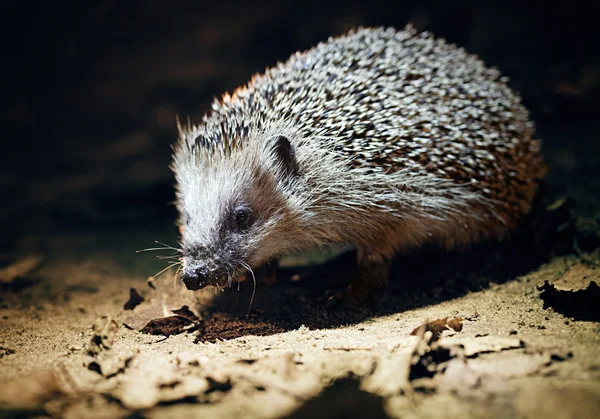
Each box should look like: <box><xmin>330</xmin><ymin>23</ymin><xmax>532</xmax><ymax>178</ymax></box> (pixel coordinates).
<box><xmin>172</xmin><ymin>25</ymin><xmax>545</xmax><ymax>299</ymax></box>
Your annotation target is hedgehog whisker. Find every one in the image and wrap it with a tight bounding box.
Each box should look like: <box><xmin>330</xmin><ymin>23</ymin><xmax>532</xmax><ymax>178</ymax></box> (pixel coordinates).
<box><xmin>240</xmin><ymin>261</ymin><xmax>256</xmax><ymax>319</ymax></box>
<box><xmin>154</xmin><ymin>241</ymin><xmax>183</xmax><ymax>253</ymax></box>
<box><xmin>166</xmin><ymin>263</ymin><xmax>183</xmax><ymax>285</ymax></box>
<box><xmin>225</xmin><ymin>265</ymin><xmax>233</xmax><ymax>288</ymax></box>
<box><xmin>226</xmin><ymin>264</ymin><xmax>243</xmax><ymax>303</ymax></box>
<box><xmin>153</xmin><ymin>262</ymin><xmax>180</xmax><ymax>279</ymax></box>
<box><xmin>230</xmin><ymin>264</ymin><xmax>242</xmax><ymax>291</ymax></box>
<box><xmin>156</xmin><ymin>255</ymin><xmax>182</xmax><ymax>261</ymax></box>
<box><xmin>136</xmin><ymin>247</ymin><xmax>173</xmax><ymax>253</ymax></box>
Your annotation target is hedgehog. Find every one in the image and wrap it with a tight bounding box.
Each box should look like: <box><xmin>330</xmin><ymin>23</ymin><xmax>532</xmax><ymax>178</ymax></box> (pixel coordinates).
<box><xmin>171</xmin><ymin>25</ymin><xmax>546</xmax><ymax>304</ymax></box>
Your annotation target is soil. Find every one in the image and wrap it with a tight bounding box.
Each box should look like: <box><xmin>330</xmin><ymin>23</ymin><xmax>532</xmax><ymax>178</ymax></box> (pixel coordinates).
<box><xmin>2</xmin><ymin>1</ymin><xmax>599</xmax><ymax>418</ymax></box>
<box><xmin>1</xmin><ymin>222</ymin><xmax>599</xmax><ymax>418</ymax></box>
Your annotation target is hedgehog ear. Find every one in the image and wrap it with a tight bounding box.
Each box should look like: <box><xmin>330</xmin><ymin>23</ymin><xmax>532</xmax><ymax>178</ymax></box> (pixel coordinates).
<box><xmin>267</xmin><ymin>134</ymin><xmax>298</xmax><ymax>178</ymax></box>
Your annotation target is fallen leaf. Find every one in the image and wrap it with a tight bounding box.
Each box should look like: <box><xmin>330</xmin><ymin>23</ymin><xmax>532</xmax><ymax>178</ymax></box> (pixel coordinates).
<box><xmin>88</xmin><ymin>350</ymin><xmax>137</xmax><ymax>377</ymax></box>
<box><xmin>123</xmin><ymin>288</ymin><xmax>144</xmax><ymax>310</ymax></box>
<box><xmin>139</xmin><ymin>305</ymin><xmax>204</xmax><ymax>336</ymax></box>
<box><xmin>410</xmin><ymin>317</ymin><xmax>463</xmax><ymax>342</ymax></box>
<box><xmin>86</xmin><ymin>316</ymin><xmax>119</xmax><ymax>355</ymax></box>
<box><xmin>171</xmin><ymin>305</ymin><xmax>200</xmax><ymax>321</ymax></box>
<box><xmin>447</xmin><ymin>318</ymin><xmax>463</xmax><ymax>332</ymax></box>
<box><xmin>123</xmin><ymin>280</ymin><xmax>198</xmax><ymax>331</ymax></box>
<box><xmin>0</xmin><ymin>255</ymin><xmax>43</xmax><ymax>284</ymax></box>
<box><xmin>538</xmin><ymin>280</ymin><xmax>600</xmax><ymax>321</ymax></box>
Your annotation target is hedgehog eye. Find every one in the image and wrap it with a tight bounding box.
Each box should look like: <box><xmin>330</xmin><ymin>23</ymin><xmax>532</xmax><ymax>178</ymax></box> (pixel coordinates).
<box><xmin>233</xmin><ymin>206</ymin><xmax>252</xmax><ymax>230</ymax></box>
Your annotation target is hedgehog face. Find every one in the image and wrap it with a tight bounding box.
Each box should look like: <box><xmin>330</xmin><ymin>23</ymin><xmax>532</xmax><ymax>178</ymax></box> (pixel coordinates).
<box><xmin>176</xmin><ymin>134</ymin><xmax>300</xmax><ymax>291</ymax></box>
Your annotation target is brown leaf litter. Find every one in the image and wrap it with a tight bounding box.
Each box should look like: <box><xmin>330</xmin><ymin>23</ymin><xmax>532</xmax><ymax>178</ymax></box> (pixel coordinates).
<box><xmin>123</xmin><ymin>280</ymin><xmax>204</xmax><ymax>336</ymax></box>
<box><xmin>88</xmin><ymin>351</ymin><xmax>138</xmax><ymax>378</ymax></box>
<box><xmin>139</xmin><ymin>305</ymin><xmax>205</xmax><ymax>336</ymax></box>
<box><xmin>86</xmin><ymin>316</ymin><xmax>137</xmax><ymax>378</ymax></box>
<box><xmin>123</xmin><ymin>287</ymin><xmax>144</xmax><ymax>310</ymax></box>
<box><xmin>410</xmin><ymin>317</ymin><xmax>463</xmax><ymax>342</ymax></box>
<box><xmin>86</xmin><ymin>316</ymin><xmax>119</xmax><ymax>355</ymax></box>
<box><xmin>406</xmin><ymin>324</ymin><xmax>574</xmax><ymax>398</ymax></box>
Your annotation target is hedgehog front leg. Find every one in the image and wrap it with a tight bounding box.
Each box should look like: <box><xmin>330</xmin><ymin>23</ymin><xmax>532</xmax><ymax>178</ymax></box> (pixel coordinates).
<box><xmin>327</xmin><ymin>248</ymin><xmax>391</xmax><ymax>306</ymax></box>
<box><xmin>258</xmin><ymin>259</ymin><xmax>279</xmax><ymax>287</ymax></box>
<box><xmin>245</xmin><ymin>258</ymin><xmax>279</xmax><ymax>287</ymax></box>
<box><xmin>349</xmin><ymin>249</ymin><xmax>391</xmax><ymax>303</ymax></box>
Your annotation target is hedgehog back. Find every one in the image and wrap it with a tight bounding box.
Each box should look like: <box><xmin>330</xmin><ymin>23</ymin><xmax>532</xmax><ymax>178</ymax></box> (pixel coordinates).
<box><xmin>188</xmin><ymin>26</ymin><xmax>545</xmax><ymax>229</ymax></box>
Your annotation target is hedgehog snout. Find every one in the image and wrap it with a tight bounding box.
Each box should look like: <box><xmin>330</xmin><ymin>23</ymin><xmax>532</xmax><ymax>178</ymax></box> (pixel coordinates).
<box><xmin>182</xmin><ymin>258</ymin><xmax>230</xmax><ymax>291</ymax></box>
<box><xmin>181</xmin><ymin>264</ymin><xmax>209</xmax><ymax>290</ymax></box>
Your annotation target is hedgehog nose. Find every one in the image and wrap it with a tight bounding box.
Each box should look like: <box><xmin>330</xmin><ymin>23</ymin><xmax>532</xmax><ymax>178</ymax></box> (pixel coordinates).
<box><xmin>182</xmin><ymin>267</ymin><xmax>209</xmax><ymax>291</ymax></box>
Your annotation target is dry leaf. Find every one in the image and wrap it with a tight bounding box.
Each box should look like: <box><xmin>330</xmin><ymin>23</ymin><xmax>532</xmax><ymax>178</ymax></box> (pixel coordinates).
<box><xmin>123</xmin><ymin>280</ymin><xmax>199</xmax><ymax>333</ymax></box>
<box><xmin>139</xmin><ymin>305</ymin><xmax>204</xmax><ymax>336</ymax></box>
<box><xmin>88</xmin><ymin>350</ymin><xmax>137</xmax><ymax>377</ymax></box>
<box><xmin>86</xmin><ymin>316</ymin><xmax>119</xmax><ymax>355</ymax></box>
<box><xmin>447</xmin><ymin>318</ymin><xmax>463</xmax><ymax>332</ymax></box>
<box><xmin>123</xmin><ymin>288</ymin><xmax>144</xmax><ymax>310</ymax></box>
<box><xmin>410</xmin><ymin>317</ymin><xmax>463</xmax><ymax>341</ymax></box>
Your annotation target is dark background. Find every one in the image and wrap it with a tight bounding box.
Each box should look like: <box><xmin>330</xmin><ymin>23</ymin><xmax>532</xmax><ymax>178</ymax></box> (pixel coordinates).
<box><xmin>2</xmin><ymin>0</ymin><xmax>599</xmax><ymax>253</ymax></box>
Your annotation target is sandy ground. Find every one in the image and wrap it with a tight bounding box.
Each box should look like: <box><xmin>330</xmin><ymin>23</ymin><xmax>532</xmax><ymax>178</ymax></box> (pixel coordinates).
<box><xmin>1</xmin><ymin>219</ymin><xmax>599</xmax><ymax>418</ymax></box>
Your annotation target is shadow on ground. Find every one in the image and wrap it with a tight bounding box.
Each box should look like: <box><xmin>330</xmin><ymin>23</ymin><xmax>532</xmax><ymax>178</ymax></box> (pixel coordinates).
<box><xmin>2</xmin><ymin>190</ymin><xmax>596</xmax><ymax>344</ymax></box>
<box><xmin>199</xmin><ymin>238</ymin><xmax>543</xmax><ymax>342</ymax></box>
<box><xmin>193</xmin><ymin>193</ymin><xmax>600</xmax><ymax>342</ymax></box>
